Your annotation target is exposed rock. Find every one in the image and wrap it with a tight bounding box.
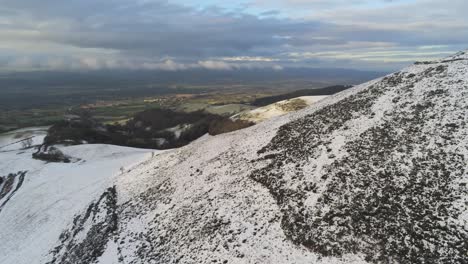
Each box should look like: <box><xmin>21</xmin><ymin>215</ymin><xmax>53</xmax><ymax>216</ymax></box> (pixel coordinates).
<box><xmin>0</xmin><ymin>171</ymin><xmax>27</xmax><ymax>213</ymax></box>
<box><xmin>47</xmin><ymin>187</ymin><xmax>118</xmax><ymax>264</ymax></box>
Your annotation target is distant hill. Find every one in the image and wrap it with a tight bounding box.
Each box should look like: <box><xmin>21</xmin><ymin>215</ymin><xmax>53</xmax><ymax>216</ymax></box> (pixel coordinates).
<box><xmin>251</xmin><ymin>85</ymin><xmax>352</xmax><ymax>106</ymax></box>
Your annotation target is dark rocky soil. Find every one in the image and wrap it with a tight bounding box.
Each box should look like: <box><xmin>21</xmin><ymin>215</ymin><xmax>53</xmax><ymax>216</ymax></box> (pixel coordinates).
<box><xmin>252</xmin><ymin>61</ymin><xmax>468</xmax><ymax>263</ymax></box>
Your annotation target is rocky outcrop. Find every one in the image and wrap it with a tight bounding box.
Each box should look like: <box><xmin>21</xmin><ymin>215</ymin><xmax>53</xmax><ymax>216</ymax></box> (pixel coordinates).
<box><xmin>47</xmin><ymin>187</ymin><xmax>118</xmax><ymax>264</ymax></box>
<box><xmin>0</xmin><ymin>171</ymin><xmax>27</xmax><ymax>214</ymax></box>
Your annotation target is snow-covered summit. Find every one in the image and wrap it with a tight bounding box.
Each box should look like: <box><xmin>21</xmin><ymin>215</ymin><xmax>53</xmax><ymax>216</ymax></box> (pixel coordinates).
<box><xmin>447</xmin><ymin>50</ymin><xmax>468</xmax><ymax>60</ymax></box>
<box><xmin>416</xmin><ymin>49</ymin><xmax>468</xmax><ymax>63</ymax></box>
<box><xmin>1</xmin><ymin>51</ymin><xmax>468</xmax><ymax>264</ymax></box>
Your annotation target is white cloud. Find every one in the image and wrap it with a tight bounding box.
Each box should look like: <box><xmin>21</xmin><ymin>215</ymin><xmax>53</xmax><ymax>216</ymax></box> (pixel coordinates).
<box><xmin>79</xmin><ymin>57</ymin><xmax>102</xmax><ymax>70</ymax></box>
<box><xmin>197</xmin><ymin>60</ymin><xmax>233</xmax><ymax>70</ymax></box>
<box><xmin>221</xmin><ymin>56</ymin><xmax>278</xmax><ymax>62</ymax></box>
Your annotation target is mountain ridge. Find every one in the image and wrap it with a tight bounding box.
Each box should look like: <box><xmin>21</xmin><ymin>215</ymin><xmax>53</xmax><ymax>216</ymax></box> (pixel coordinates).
<box><xmin>1</xmin><ymin>50</ymin><xmax>467</xmax><ymax>264</ymax></box>
<box><xmin>64</xmin><ymin>50</ymin><xmax>467</xmax><ymax>263</ymax></box>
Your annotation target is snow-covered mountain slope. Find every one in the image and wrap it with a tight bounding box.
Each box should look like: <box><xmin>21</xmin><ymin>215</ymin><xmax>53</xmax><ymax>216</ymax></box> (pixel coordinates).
<box><xmin>0</xmin><ymin>143</ymin><xmax>154</xmax><ymax>264</ymax></box>
<box><xmin>2</xmin><ymin>50</ymin><xmax>468</xmax><ymax>264</ymax></box>
<box><xmin>233</xmin><ymin>96</ymin><xmax>328</xmax><ymax>123</ymax></box>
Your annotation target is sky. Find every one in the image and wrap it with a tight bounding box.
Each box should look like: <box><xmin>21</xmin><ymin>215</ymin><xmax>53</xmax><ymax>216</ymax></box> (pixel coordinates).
<box><xmin>0</xmin><ymin>0</ymin><xmax>466</xmax><ymax>72</ymax></box>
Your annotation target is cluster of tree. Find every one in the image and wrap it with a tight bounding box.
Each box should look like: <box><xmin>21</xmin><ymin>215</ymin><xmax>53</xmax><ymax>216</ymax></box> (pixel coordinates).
<box><xmin>32</xmin><ymin>146</ymin><xmax>71</xmax><ymax>163</ymax></box>
<box><xmin>44</xmin><ymin>108</ymin><xmax>254</xmax><ymax>150</ymax></box>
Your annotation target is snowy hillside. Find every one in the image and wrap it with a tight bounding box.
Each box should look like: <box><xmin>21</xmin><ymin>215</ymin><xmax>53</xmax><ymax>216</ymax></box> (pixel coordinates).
<box><xmin>1</xmin><ymin>50</ymin><xmax>468</xmax><ymax>264</ymax></box>
<box><xmin>233</xmin><ymin>96</ymin><xmax>328</xmax><ymax>123</ymax></box>
<box><xmin>0</xmin><ymin>139</ymin><xmax>154</xmax><ymax>264</ymax></box>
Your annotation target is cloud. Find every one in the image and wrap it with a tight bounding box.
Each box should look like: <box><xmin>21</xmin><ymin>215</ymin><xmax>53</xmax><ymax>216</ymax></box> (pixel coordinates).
<box><xmin>197</xmin><ymin>60</ymin><xmax>233</xmax><ymax>70</ymax></box>
<box><xmin>221</xmin><ymin>56</ymin><xmax>279</xmax><ymax>62</ymax></box>
<box><xmin>0</xmin><ymin>0</ymin><xmax>466</xmax><ymax>71</ymax></box>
